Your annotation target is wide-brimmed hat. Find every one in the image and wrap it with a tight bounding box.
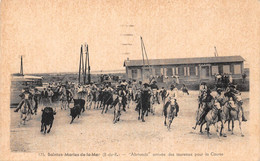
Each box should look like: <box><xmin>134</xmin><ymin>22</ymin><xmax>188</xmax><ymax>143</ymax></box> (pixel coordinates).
<box><xmin>216</xmin><ymin>88</ymin><xmax>222</xmax><ymax>92</ymax></box>
<box><xmin>143</xmin><ymin>83</ymin><xmax>149</xmax><ymax>87</ymax></box>
<box><xmin>229</xmin><ymin>84</ymin><xmax>235</xmax><ymax>88</ymax></box>
<box><xmin>201</xmin><ymin>82</ymin><xmax>206</xmax><ymax>85</ymax></box>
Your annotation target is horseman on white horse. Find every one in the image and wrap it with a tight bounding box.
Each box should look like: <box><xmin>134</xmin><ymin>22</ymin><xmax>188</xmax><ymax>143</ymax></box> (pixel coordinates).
<box><xmin>14</xmin><ymin>87</ymin><xmax>34</xmax><ymax>114</ymax></box>
<box><xmin>224</xmin><ymin>84</ymin><xmax>247</xmax><ymax>122</ymax></box>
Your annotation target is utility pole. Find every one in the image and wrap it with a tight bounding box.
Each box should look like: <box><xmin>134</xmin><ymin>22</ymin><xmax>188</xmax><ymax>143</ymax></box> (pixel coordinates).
<box><xmin>84</xmin><ymin>43</ymin><xmax>88</xmax><ymax>84</ymax></box>
<box><xmin>78</xmin><ymin>45</ymin><xmax>84</xmax><ymax>84</ymax></box>
<box><xmin>20</xmin><ymin>56</ymin><xmax>24</xmax><ymax>75</ymax></box>
<box><xmin>87</xmin><ymin>45</ymin><xmax>91</xmax><ymax>84</ymax></box>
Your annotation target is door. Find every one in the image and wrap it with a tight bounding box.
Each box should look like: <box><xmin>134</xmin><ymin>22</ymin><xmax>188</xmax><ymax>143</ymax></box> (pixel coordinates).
<box><xmin>201</xmin><ymin>66</ymin><xmax>210</xmax><ymax>79</ymax></box>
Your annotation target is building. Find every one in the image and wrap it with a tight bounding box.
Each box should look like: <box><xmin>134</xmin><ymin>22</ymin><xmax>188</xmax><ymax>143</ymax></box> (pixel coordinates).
<box><xmin>123</xmin><ymin>55</ymin><xmax>245</xmax><ymax>84</ymax></box>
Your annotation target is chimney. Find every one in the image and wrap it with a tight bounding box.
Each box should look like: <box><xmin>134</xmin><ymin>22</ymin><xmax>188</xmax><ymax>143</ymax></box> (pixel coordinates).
<box><xmin>127</xmin><ymin>57</ymin><xmax>129</xmax><ymax>61</ymax></box>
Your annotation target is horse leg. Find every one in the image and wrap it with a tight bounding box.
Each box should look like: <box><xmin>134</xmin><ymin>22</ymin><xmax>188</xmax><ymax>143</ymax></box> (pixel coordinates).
<box><xmin>220</xmin><ymin>121</ymin><xmax>227</xmax><ymax>137</ymax></box>
<box><xmin>228</xmin><ymin>120</ymin><xmax>231</xmax><ymax>131</ymax></box>
<box><xmin>164</xmin><ymin>116</ymin><xmax>167</xmax><ymax>126</ymax></box>
<box><xmin>40</xmin><ymin>123</ymin><xmax>44</xmax><ymax>132</ymax></box>
<box><xmin>101</xmin><ymin>105</ymin><xmax>105</xmax><ymax>114</ymax></box>
<box><xmin>200</xmin><ymin>121</ymin><xmax>205</xmax><ymax>134</ymax></box>
<box><xmin>168</xmin><ymin>119</ymin><xmax>172</xmax><ymax>130</ymax></box>
<box><xmin>105</xmin><ymin>105</ymin><xmax>108</xmax><ymax>113</ymax></box>
<box><xmin>70</xmin><ymin>117</ymin><xmax>75</xmax><ymax>124</ymax></box>
<box><xmin>138</xmin><ymin>108</ymin><xmax>141</xmax><ymax>120</ymax></box>
<box><xmin>239</xmin><ymin>118</ymin><xmax>244</xmax><ymax>137</ymax></box>
<box><xmin>206</xmin><ymin>122</ymin><xmax>210</xmax><ymax>138</ymax></box>
<box><xmin>44</xmin><ymin>124</ymin><xmax>47</xmax><ymax>134</ymax></box>
<box><xmin>231</xmin><ymin>119</ymin><xmax>234</xmax><ymax>135</ymax></box>
<box><xmin>47</xmin><ymin>123</ymin><xmax>53</xmax><ymax>133</ymax></box>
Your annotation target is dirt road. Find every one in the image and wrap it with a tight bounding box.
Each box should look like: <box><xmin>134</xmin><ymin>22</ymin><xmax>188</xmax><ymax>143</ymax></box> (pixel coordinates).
<box><xmin>10</xmin><ymin>91</ymin><xmax>250</xmax><ymax>156</ymax></box>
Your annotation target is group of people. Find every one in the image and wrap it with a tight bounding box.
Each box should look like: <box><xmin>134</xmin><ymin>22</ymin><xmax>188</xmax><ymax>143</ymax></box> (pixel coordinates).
<box><xmin>14</xmin><ymin>77</ymin><xmax>246</xmax><ymax>133</ymax></box>
<box><xmin>196</xmin><ymin>82</ymin><xmax>247</xmax><ymax>129</ymax></box>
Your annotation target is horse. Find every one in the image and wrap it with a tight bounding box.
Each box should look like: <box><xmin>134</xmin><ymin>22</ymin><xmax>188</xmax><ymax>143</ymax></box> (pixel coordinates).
<box><xmin>113</xmin><ymin>96</ymin><xmax>121</xmax><ymax>124</ymax></box>
<box><xmin>163</xmin><ymin>98</ymin><xmax>177</xmax><ymax>130</ymax></box>
<box><xmin>96</xmin><ymin>90</ymin><xmax>104</xmax><ymax>109</ymax></box>
<box><xmin>199</xmin><ymin>101</ymin><xmax>222</xmax><ymax>138</ymax></box>
<box><xmin>101</xmin><ymin>91</ymin><xmax>113</xmax><ymax>114</ymax></box>
<box><xmin>150</xmin><ymin>89</ymin><xmax>159</xmax><ymax>115</ymax></box>
<box><xmin>20</xmin><ymin>100</ymin><xmax>32</xmax><ymax>125</ymax></box>
<box><xmin>60</xmin><ymin>93</ymin><xmax>68</xmax><ymax>110</ymax></box>
<box><xmin>222</xmin><ymin>95</ymin><xmax>245</xmax><ymax>137</ymax></box>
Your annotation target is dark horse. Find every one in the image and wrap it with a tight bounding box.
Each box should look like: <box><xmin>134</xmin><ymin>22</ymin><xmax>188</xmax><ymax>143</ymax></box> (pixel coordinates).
<box><xmin>101</xmin><ymin>91</ymin><xmax>113</xmax><ymax>114</ymax></box>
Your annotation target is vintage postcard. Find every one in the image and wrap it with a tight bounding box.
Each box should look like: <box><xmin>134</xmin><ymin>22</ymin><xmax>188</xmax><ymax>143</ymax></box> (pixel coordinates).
<box><xmin>0</xmin><ymin>0</ymin><xmax>259</xmax><ymax>160</ymax></box>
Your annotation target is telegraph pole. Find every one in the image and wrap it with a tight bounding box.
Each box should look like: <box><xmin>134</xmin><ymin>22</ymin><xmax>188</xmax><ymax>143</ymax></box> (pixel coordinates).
<box><xmin>87</xmin><ymin>45</ymin><xmax>91</xmax><ymax>84</ymax></box>
<box><xmin>20</xmin><ymin>56</ymin><xmax>24</xmax><ymax>75</ymax></box>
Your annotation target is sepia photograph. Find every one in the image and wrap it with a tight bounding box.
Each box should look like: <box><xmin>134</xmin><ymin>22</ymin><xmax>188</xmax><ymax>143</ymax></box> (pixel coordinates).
<box><xmin>0</xmin><ymin>0</ymin><xmax>259</xmax><ymax>160</ymax></box>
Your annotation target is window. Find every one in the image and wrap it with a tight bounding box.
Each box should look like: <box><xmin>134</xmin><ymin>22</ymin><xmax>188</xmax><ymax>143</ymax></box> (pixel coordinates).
<box><xmin>195</xmin><ymin>66</ymin><xmax>198</xmax><ymax>76</ymax></box>
<box><xmin>190</xmin><ymin>66</ymin><xmax>196</xmax><ymax>76</ymax></box>
<box><xmin>178</xmin><ymin>67</ymin><xmax>184</xmax><ymax>75</ymax></box>
<box><xmin>155</xmin><ymin>68</ymin><xmax>161</xmax><ymax>76</ymax></box>
<box><xmin>223</xmin><ymin>65</ymin><xmax>230</xmax><ymax>74</ymax></box>
<box><xmin>234</xmin><ymin>64</ymin><xmax>241</xmax><ymax>74</ymax></box>
<box><xmin>212</xmin><ymin>66</ymin><xmax>219</xmax><ymax>75</ymax></box>
<box><xmin>184</xmin><ymin>67</ymin><xmax>187</xmax><ymax>76</ymax></box>
<box><xmin>172</xmin><ymin>68</ymin><xmax>175</xmax><ymax>75</ymax></box>
<box><xmin>132</xmin><ymin>69</ymin><xmax>137</xmax><ymax>79</ymax></box>
<box><xmin>176</xmin><ymin>67</ymin><xmax>179</xmax><ymax>75</ymax></box>
<box><xmin>128</xmin><ymin>69</ymin><xmax>132</xmax><ymax>78</ymax></box>
<box><xmin>166</xmin><ymin>68</ymin><xmax>173</xmax><ymax>76</ymax></box>
<box><xmin>187</xmin><ymin>67</ymin><xmax>190</xmax><ymax>76</ymax></box>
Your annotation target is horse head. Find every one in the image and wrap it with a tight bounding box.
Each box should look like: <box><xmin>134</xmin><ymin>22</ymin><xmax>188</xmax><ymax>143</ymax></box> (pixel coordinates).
<box><xmin>235</xmin><ymin>95</ymin><xmax>243</xmax><ymax>106</ymax></box>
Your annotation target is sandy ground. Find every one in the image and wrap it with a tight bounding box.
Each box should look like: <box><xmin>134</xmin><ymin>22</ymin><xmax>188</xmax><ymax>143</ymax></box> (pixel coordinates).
<box><xmin>10</xmin><ymin>91</ymin><xmax>250</xmax><ymax>154</ymax></box>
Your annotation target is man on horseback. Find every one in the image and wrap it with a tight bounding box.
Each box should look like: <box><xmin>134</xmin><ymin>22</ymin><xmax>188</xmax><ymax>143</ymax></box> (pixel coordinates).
<box><xmin>224</xmin><ymin>84</ymin><xmax>247</xmax><ymax>122</ymax></box>
<box><xmin>14</xmin><ymin>87</ymin><xmax>34</xmax><ymax>114</ymax></box>
<box><xmin>150</xmin><ymin>80</ymin><xmax>160</xmax><ymax>104</ymax></box>
<box><xmin>197</xmin><ymin>88</ymin><xmax>214</xmax><ymax>125</ymax></box>
<box><xmin>198</xmin><ymin>82</ymin><xmax>207</xmax><ymax>109</ymax></box>
<box><xmin>139</xmin><ymin>83</ymin><xmax>151</xmax><ymax>122</ymax></box>
<box><xmin>164</xmin><ymin>84</ymin><xmax>179</xmax><ymax>117</ymax></box>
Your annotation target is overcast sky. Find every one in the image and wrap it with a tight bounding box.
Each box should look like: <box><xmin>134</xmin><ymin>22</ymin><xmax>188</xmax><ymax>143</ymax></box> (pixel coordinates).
<box><xmin>1</xmin><ymin>0</ymin><xmax>259</xmax><ymax>74</ymax></box>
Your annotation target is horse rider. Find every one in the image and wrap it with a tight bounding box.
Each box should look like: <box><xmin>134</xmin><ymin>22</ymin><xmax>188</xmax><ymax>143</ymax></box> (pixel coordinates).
<box><xmin>198</xmin><ymin>82</ymin><xmax>208</xmax><ymax>109</ymax></box>
<box><xmin>160</xmin><ymin>87</ymin><xmax>167</xmax><ymax>105</ymax></box>
<box><xmin>14</xmin><ymin>87</ymin><xmax>34</xmax><ymax>114</ymax></box>
<box><xmin>150</xmin><ymin>80</ymin><xmax>160</xmax><ymax>104</ymax></box>
<box><xmin>33</xmin><ymin>88</ymin><xmax>41</xmax><ymax>115</ymax></box>
<box><xmin>132</xmin><ymin>80</ymin><xmax>137</xmax><ymax>101</ymax></box>
<box><xmin>197</xmin><ymin>88</ymin><xmax>214</xmax><ymax>125</ymax></box>
<box><xmin>165</xmin><ymin>84</ymin><xmax>179</xmax><ymax>117</ymax></box>
<box><xmin>140</xmin><ymin>83</ymin><xmax>151</xmax><ymax>122</ymax></box>
<box><xmin>47</xmin><ymin>88</ymin><xmax>54</xmax><ymax>105</ymax></box>
<box><xmin>224</xmin><ymin>84</ymin><xmax>247</xmax><ymax>121</ymax></box>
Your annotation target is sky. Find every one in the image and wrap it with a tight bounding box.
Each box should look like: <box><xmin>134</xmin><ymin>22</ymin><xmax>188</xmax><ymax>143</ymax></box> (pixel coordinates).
<box><xmin>1</xmin><ymin>0</ymin><xmax>259</xmax><ymax>74</ymax></box>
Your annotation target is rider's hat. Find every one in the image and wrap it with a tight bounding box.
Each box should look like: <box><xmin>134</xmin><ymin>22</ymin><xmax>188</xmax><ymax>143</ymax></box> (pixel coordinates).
<box><xmin>143</xmin><ymin>83</ymin><xmax>149</xmax><ymax>87</ymax></box>
<box><xmin>201</xmin><ymin>82</ymin><xmax>206</xmax><ymax>85</ymax></box>
<box><xmin>216</xmin><ymin>88</ymin><xmax>222</xmax><ymax>92</ymax></box>
<box><xmin>170</xmin><ymin>84</ymin><xmax>175</xmax><ymax>89</ymax></box>
<box><xmin>229</xmin><ymin>84</ymin><xmax>235</xmax><ymax>88</ymax></box>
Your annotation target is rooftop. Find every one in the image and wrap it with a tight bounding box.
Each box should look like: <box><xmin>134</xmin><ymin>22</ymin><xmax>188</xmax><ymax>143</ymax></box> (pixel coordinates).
<box><xmin>124</xmin><ymin>55</ymin><xmax>245</xmax><ymax>67</ymax></box>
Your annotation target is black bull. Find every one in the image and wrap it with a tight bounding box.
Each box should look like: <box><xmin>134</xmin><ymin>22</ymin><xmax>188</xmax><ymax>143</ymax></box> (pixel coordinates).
<box><xmin>41</xmin><ymin>107</ymin><xmax>56</xmax><ymax>134</ymax></box>
<box><xmin>70</xmin><ymin>99</ymin><xmax>85</xmax><ymax>124</ymax></box>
